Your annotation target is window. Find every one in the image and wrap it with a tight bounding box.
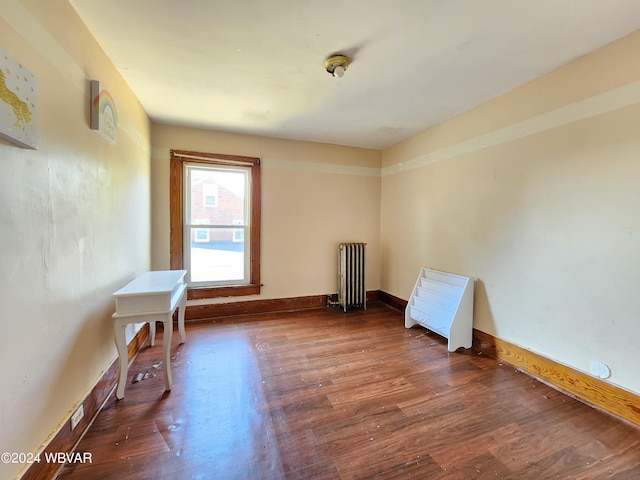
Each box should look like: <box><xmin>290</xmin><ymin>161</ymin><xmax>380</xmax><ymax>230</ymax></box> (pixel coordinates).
<box><xmin>170</xmin><ymin>150</ymin><xmax>261</xmax><ymax>298</ymax></box>
<box><xmin>194</xmin><ymin>228</ymin><xmax>210</xmax><ymax>243</ymax></box>
<box><xmin>202</xmin><ymin>184</ymin><xmax>218</xmax><ymax>207</ymax></box>
<box><xmin>232</xmin><ymin>219</ymin><xmax>244</xmax><ymax>243</ymax></box>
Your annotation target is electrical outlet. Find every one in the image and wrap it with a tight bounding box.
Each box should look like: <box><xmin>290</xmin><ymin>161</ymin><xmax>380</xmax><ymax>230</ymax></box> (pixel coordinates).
<box><xmin>70</xmin><ymin>404</ymin><xmax>84</xmax><ymax>430</ymax></box>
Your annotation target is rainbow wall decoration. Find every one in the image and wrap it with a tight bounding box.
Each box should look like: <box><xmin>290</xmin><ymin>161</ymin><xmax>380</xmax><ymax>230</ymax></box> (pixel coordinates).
<box><xmin>90</xmin><ymin>80</ymin><xmax>117</xmax><ymax>144</ymax></box>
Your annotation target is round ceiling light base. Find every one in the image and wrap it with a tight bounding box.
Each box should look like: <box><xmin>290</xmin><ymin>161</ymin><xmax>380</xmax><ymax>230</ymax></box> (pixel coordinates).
<box><xmin>325</xmin><ymin>55</ymin><xmax>351</xmax><ymax>77</ymax></box>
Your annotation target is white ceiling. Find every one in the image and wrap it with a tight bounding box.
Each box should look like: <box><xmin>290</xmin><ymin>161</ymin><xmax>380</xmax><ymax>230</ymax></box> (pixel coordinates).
<box><xmin>68</xmin><ymin>0</ymin><xmax>640</xmax><ymax>150</ymax></box>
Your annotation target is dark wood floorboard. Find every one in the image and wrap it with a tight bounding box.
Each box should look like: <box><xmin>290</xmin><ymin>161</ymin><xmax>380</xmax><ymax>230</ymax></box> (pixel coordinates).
<box><xmin>58</xmin><ymin>305</ymin><xmax>640</xmax><ymax>479</ymax></box>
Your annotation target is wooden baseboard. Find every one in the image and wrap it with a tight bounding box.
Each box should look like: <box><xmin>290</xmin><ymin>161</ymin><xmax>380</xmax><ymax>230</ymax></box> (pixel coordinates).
<box><xmin>376</xmin><ymin>290</ymin><xmax>640</xmax><ymax>427</ymax></box>
<box><xmin>21</xmin><ymin>324</ymin><xmax>150</xmax><ymax>480</ymax></box>
<box><xmin>186</xmin><ymin>290</ymin><xmax>381</xmax><ymax>321</ymax></box>
<box><xmin>472</xmin><ymin>330</ymin><xmax>640</xmax><ymax>427</ymax></box>
<box><xmin>377</xmin><ymin>290</ymin><xmax>407</xmax><ymax>312</ymax></box>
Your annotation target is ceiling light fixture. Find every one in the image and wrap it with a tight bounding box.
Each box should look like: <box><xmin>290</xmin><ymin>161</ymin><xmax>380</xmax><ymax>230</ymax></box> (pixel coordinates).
<box><xmin>325</xmin><ymin>54</ymin><xmax>350</xmax><ymax>78</ymax></box>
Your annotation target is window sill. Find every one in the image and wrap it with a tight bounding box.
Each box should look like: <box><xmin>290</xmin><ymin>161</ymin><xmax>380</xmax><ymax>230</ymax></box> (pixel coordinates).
<box><xmin>187</xmin><ymin>284</ymin><xmax>262</xmax><ymax>300</ymax></box>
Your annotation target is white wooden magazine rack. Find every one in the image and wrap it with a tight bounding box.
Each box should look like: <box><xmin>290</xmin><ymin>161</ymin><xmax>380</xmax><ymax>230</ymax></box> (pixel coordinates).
<box><xmin>405</xmin><ymin>267</ymin><xmax>474</xmax><ymax>352</ymax></box>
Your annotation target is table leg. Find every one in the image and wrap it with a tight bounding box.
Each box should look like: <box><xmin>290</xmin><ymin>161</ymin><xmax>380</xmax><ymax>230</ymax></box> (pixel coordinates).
<box><xmin>178</xmin><ymin>291</ymin><xmax>187</xmax><ymax>344</ymax></box>
<box><xmin>114</xmin><ymin>319</ymin><xmax>128</xmax><ymax>400</ymax></box>
<box><xmin>149</xmin><ymin>320</ymin><xmax>156</xmax><ymax>347</ymax></box>
<box><xmin>162</xmin><ymin>314</ymin><xmax>173</xmax><ymax>391</ymax></box>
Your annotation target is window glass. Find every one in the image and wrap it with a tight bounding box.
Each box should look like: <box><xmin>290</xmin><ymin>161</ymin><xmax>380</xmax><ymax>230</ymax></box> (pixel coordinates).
<box><xmin>185</xmin><ymin>164</ymin><xmax>250</xmax><ymax>286</ymax></box>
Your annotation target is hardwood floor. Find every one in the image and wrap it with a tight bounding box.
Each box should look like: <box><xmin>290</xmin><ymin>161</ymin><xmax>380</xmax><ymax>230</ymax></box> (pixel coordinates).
<box><xmin>58</xmin><ymin>305</ymin><xmax>640</xmax><ymax>479</ymax></box>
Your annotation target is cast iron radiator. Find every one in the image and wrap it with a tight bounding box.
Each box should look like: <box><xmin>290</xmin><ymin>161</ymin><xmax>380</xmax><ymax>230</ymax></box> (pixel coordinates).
<box><xmin>338</xmin><ymin>242</ymin><xmax>367</xmax><ymax>312</ymax></box>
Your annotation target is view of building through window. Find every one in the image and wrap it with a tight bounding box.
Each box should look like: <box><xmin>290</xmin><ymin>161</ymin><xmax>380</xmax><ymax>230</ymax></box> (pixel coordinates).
<box><xmin>185</xmin><ymin>164</ymin><xmax>250</xmax><ymax>285</ymax></box>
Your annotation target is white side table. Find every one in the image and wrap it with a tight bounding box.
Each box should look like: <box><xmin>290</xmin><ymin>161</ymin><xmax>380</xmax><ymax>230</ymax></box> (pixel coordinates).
<box><xmin>112</xmin><ymin>270</ymin><xmax>187</xmax><ymax>399</ymax></box>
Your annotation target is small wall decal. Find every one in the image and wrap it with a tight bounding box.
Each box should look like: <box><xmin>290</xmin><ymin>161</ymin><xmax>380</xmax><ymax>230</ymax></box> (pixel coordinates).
<box><xmin>90</xmin><ymin>80</ymin><xmax>117</xmax><ymax>144</ymax></box>
<box><xmin>0</xmin><ymin>47</ymin><xmax>38</xmax><ymax>149</ymax></box>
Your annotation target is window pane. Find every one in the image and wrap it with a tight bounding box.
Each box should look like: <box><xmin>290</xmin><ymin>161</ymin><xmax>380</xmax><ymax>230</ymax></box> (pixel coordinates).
<box><xmin>189</xmin><ymin>228</ymin><xmax>245</xmax><ymax>283</ymax></box>
<box><xmin>189</xmin><ymin>169</ymin><xmax>246</xmax><ymax>226</ymax></box>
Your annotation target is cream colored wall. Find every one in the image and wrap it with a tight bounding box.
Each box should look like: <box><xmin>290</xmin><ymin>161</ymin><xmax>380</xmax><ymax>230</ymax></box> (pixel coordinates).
<box><xmin>3</xmin><ymin>5</ymin><xmax>637</xmax><ymax>478</ymax></box>
<box><xmin>0</xmin><ymin>2</ymin><xmax>150</xmax><ymax>479</ymax></box>
<box><xmin>151</xmin><ymin>125</ymin><xmax>381</xmax><ymax>303</ymax></box>
<box><xmin>381</xmin><ymin>30</ymin><xmax>640</xmax><ymax>395</ymax></box>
